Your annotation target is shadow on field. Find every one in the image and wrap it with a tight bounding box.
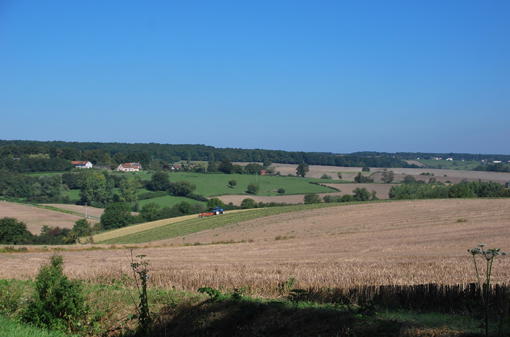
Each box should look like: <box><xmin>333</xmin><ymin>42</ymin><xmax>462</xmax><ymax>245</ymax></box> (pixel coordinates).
<box><xmin>151</xmin><ymin>299</ymin><xmax>405</xmax><ymax>337</ymax></box>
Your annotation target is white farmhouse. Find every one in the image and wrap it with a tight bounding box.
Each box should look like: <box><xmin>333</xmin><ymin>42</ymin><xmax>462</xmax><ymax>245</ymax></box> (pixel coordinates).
<box><xmin>72</xmin><ymin>161</ymin><xmax>93</xmax><ymax>169</ymax></box>
<box><xmin>117</xmin><ymin>163</ymin><xmax>142</xmax><ymax>172</ymax></box>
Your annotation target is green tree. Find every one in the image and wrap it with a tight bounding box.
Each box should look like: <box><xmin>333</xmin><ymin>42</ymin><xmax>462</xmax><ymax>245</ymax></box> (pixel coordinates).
<box><xmin>403</xmin><ymin>175</ymin><xmax>417</xmax><ymax>184</ymax></box>
<box><xmin>148</xmin><ymin>171</ymin><xmax>171</xmax><ymax>191</ymax></box>
<box><xmin>207</xmin><ymin>152</ymin><xmax>217</xmax><ymax>173</ymax></box>
<box><xmin>207</xmin><ymin>197</ymin><xmax>225</xmax><ymax>210</ymax></box>
<box><xmin>341</xmin><ymin>194</ymin><xmax>355</xmax><ymax>202</ymax></box>
<box><xmin>170</xmin><ymin>180</ymin><xmax>196</xmax><ymax>196</ymax></box>
<box><xmin>218</xmin><ymin>159</ymin><xmax>234</xmax><ymax>174</ymax></box>
<box><xmin>0</xmin><ymin>217</ymin><xmax>33</xmax><ymax>244</ymax></box>
<box><xmin>304</xmin><ymin>193</ymin><xmax>322</xmax><ymax>204</ymax></box>
<box><xmin>337</xmin><ymin>173</ymin><xmax>343</xmax><ymax>179</ymax></box>
<box><xmin>361</xmin><ymin>165</ymin><xmax>370</xmax><ymax>172</ymax></box>
<box><xmin>354</xmin><ymin>172</ymin><xmax>364</xmax><ymax>183</ymax></box>
<box><xmin>140</xmin><ymin>202</ymin><xmax>161</xmax><ymax>222</ymax></box>
<box><xmin>72</xmin><ymin>219</ymin><xmax>92</xmax><ymax>237</ymax></box>
<box><xmin>277</xmin><ymin>188</ymin><xmax>285</xmax><ymax>195</ymax></box>
<box><xmin>100</xmin><ymin>202</ymin><xmax>133</xmax><ymax>230</ymax></box>
<box><xmin>119</xmin><ymin>177</ymin><xmax>141</xmax><ymax>203</ymax></box>
<box><xmin>381</xmin><ymin>169</ymin><xmax>395</xmax><ymax>183</ymax></box>
<box><xmin>241</xmin><ymin>198</ymin><xmax>257</xmax><ymax>209</ymax></box>
<box><xmin>353</xmin><ymin>188</ymin><xmax>371</xmax><ymax>201</ymax></box>
<box><xmin>263</xmin><ymin>159</ymin><xmax>272</xmax><ymax>167</ymax></box>
<box><xmin>247</xmin><ymin>182</ymin><xmax>260</xmax><ymax>194</ymax></box>
<box><xmin>296</xmin><ymin>163</ymin><xmax>309</xmax><ymax>177</ymax></box>
<box><xmin>370</xmin><ymin>190</ymin><xmax>378</xmax><ymax>200</ymax></box>
<box><xmin>244</xmin><ymin>163</ymin><xmax>264</xmax><ymax>174</ymax></box>
<box><xmin>228</xmin><ymin>179</ymin><xmax>237</xmax><ymax>188</ymax></box>
<box><xmin>80</xmin><ymin>172</ymin><xmax>114</xmax><ymax>206</ymax></box>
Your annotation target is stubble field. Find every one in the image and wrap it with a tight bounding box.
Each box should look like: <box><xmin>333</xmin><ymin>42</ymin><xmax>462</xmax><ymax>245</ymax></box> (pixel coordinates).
<box><xmin>0</xmin><ymin>201</ymin><xmax>99</xmax><ymax>234</ymax></box>
<box><xmin>2</xmin><ymin>198</ymin><xmax>509</xmax><ymax>295</ymax></box>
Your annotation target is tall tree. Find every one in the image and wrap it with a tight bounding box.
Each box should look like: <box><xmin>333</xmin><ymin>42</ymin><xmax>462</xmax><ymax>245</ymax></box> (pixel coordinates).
<box><xmin>119</xmin><ymin>177</ymin><xmax>141</xmax><ymax>203</ymax></box>
<box><xmin>296</xmin><ymin>163</ymin><xmax>309</xmax><ymax>177</ymax></box>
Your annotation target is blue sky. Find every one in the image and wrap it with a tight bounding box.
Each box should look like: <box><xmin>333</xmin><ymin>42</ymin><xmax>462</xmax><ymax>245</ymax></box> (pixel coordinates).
<box><xmin>1</xmin><ymin>1</ymin><xmax>509</xmax><ymax>154</ymax></box>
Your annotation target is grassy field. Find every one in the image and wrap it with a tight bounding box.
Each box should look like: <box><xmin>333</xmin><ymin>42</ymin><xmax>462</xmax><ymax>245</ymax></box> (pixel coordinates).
<box><xmin>0</xmin><ymin>278</ymin><xmax>486</xmax><ymax>337</ymax></box>
<box><xmin>94</xmin><ymin>203</ymin><xmax>345</xmax><ymax>244</ymax></box>
<box><xmin>0</xmin><ymin>316</ymin><xmax>72</xmax><ymax>337</ymax></box>
<box><xmin>138</xmin><ymin>194</ymin><xmax>207</xmax><ymax>209</ymax></box>
<box><xmin>112</xmin><ymin>171</ymin><xmax>338</xmax><ymax>197</ymax></box>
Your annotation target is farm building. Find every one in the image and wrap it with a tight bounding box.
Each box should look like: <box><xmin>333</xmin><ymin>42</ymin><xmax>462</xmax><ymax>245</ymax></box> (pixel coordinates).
<box><xmin>117</xmin><ymin>163</ymin><xmax>142</xmax><ymax>172</ymax></box>
<box><xmin>71</xmin><ymin>161</ymin><xmax>93</xmax><ymax>169</ymax></box>
<box><xmin>171</xmin><ymin>164</ymin><xmax>182</xmax><ymax>170</ymax></box>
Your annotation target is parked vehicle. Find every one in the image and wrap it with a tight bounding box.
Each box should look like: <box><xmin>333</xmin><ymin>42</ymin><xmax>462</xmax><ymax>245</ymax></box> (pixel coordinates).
<box><xmin>198</xmin><ymin>207</ymin><xmax>226</xmax><ymax>217</ymax></box>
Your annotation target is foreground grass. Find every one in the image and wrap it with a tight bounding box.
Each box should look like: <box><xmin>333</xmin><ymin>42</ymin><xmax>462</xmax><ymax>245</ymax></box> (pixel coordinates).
<box><xmin>0</xmin><ymin>279</ymin><xmax>491</xmax><ymax>337</ymax></box>
<box><xmin>0</xmin><ymin>317</ymin><xmax>72</xmax><ymax>337</ymax></box>
<box><xmin>95</xmin><ymin>202</ymin><xmax>362</xmax><ymax>244</ymax></box>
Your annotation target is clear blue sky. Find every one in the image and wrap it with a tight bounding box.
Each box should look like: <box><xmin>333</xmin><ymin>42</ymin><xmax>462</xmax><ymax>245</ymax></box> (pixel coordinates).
<box><xmin>1</xmin><ymin>1</ymin><xmax>509</xmax><ymax>154</ymax></box>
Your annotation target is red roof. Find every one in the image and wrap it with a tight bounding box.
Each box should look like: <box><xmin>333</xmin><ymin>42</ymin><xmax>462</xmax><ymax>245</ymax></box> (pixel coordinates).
<box><xmin>121</xmin><ymin>164</ymin><xmax>139</xmax><ymax>169</ymax></box>
<box><xmin>72</xmin><ymin>161</ymin><xmax>89</xmax><ymax>165</ymax></box>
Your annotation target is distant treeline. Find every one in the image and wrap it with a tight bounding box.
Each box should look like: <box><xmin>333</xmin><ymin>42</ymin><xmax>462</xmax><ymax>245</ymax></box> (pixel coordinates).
<box><xmin>353</xmin><ymin>151</ymin><xmax>510</xmax><ymax>162</ymax></box>
<box><xmin>0</xmin><ymin>140</ymin><xmax>417</xmax><ymax>168</ymax></box>
<box><xmin>389</xmin><ymin>178</ymin><xmax>510</xmax><ymax>200</ymax></box>
<box><xmin>0</xmin><ymin>158</ymin><xmax>73</xmax><ymax>173</ymax></box>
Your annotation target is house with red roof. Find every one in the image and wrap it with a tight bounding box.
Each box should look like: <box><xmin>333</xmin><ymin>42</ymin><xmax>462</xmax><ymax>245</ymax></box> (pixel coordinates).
<box><xmin>117</xmin><ymin>163</ymin><xmax>142</xmax><ymax>172</ymax></box>
<box><xmin>72</xmin><ymin>161</ymin><xmax>93</xmax><ymax>169</ymax></box>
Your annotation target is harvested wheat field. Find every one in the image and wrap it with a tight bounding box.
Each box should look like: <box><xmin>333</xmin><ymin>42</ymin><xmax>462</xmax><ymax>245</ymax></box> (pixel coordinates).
<box><xmin>238</xmin><ymin>162</ymin><xmax>510</xmax><ymax>183</ymax></box>
<box><xmin>44</xmin><ymin>203</ymin><xmax>105</xmax><ymax>218</ymax></box>
<box><xmin>0</xmin><ymin>201</ymin><xmax>98</xmax><ymax>234</ymax></box>
<box><xmin>217</xmin><ymin>183</ymin><xmax>392</xmax><ymax>205</ymax></box>
<box><xmin>1</xmin><ymin>199</ymin><xmax>509</xmax><ymax>295</ymax></box>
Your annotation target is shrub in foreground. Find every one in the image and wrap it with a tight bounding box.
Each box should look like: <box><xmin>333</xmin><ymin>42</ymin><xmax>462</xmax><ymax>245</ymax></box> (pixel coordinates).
<box><xmin>23</xmin><ymin>255</ymin><xmax>87</xmax><ymax>332</ymax></box>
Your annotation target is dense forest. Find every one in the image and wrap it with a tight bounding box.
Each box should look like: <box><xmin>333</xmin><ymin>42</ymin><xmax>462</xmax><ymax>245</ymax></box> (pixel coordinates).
<box><xmin>1</xmin><ymin>140</ymin><xmax>509</xmax><ymax>172</ymax></box>
<box><xmin>0</xmin><ymin>140</ymin><xmax>429</xmax><ymax>169</ymax></box>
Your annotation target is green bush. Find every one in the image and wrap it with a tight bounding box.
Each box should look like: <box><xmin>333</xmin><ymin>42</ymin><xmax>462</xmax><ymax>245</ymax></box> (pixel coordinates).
<box><xmin>247</xmin><ymin>182</ymin><xmax>260</xmax><ymax>194</ymax></box>
<box><xmin>22</xmin><ymin>255</ymin><xmax>87</xmax><ymax>332</ymax></box>
<box><xmin>341</xmin><ymin>194</ymin><xmax>355</xmax><ymax>202</ymax></box>
<box><xmin>0</xmin><ymin>217</ymin><xmax>33</xmax><ymax>244</ymax></box>
<box><xmin>241</xmin><ymin>198</ymin><xmax>257</xmax><ymax>209</ymax></box>
<box><xmin>100</xmin><ymin>202</ymin><xmax>133</xmax><ymax>230</ymax></box>
<box><xmin>353</xmin><ymin>188</ymin><xmax>370</xmax><ymax>201</ymax></box>
<box><xmin>304</xmin><ymin>193</ymin><xmax>322</xmax><ymax>204</ymax></box>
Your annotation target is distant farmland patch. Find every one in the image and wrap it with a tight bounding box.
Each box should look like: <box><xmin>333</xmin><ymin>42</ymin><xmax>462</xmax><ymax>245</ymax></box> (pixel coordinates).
<box><xmin>0</xmin><ymin>201</ymin><xmax>98</xmax><ymax>234</ymax></box>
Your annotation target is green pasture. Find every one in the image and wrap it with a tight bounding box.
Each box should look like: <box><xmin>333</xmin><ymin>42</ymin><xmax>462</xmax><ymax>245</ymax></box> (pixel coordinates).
<box><xmin>168</xmin><ymin>173</ymin><xmax>335</xmax><ymax>197</ymax></box>
<box><xmin>96</xmin><ymin>202</ymin><xmax>361</xmax><ymax>244</ymax></box>
<box><xmin>138</xmin><ymin>195</ymin><xmax>207</xmax><ymax>209</ymax></box>
<box><xmin>417</xmin><ymin>159</ymin><xmax>481</xmax><ymax>170</ymax></box>
<box><xmin>112</xmin><ymin>171</ymin><xmax>338</xmax><ymax>196</ymax></box>
<box><xmin>25</xmin><ymin>171</ymin><xmax>69</xmax><ymax>177</ymax></box>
